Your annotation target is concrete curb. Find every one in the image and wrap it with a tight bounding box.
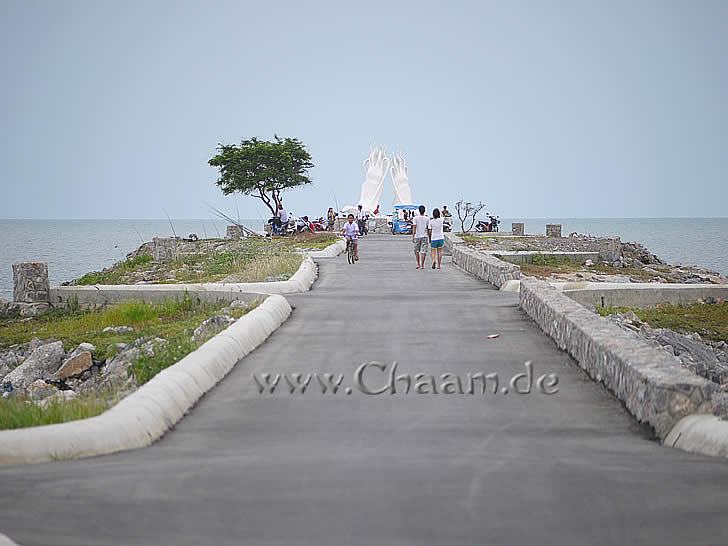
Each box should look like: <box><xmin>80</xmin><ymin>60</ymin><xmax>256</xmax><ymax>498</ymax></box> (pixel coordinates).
<box><xmin>307</xmin><ymin>238</ymin><xmax>346</xmax><ymax>258</ymax></box>
<box><xmin>50</xmin><ymin>256</ymin><xmax>318</xmax><ymax>306</ymax></box>
<box><xmin>0</xmin><ymin>534</ymin><xmax>19</xmax><ymax>546</ymax></box>
<box><xmin>518</xmin><ymin>278</ymin><xmax>716</xmax><ymax>439</ymax></box>
<box><xmin>0</xmin><ymin>294</ymin><xmax>292</xmax><ymax>465</ymax></box>
<box><xmin>665</xmin><ymin>415</ymin><xmax>728</xmax><ymax>457</ymax></box>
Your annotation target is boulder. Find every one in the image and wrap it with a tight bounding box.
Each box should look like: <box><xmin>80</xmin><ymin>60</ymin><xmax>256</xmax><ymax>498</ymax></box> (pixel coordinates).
<box><xmin>0</xmin><ymin>351</ymin><xmax>19</xmax><ymax>380</ymax></box>
<box><xmin>103</xmin><ymin>325</ymin><xmax>134</xmax><ymax>334</ymax></box>
<box><xmin>38</xmin><ymin>389</ymin><xmax>79</xmax><ymax>409</ymax></box>
<box><xmin>26</xmin><ymin>379</ymin><xmax>59</xmax><ymax>400</ymax></box>
<box><xmin>193</xmin><ymin>315</ymin><xmax>235</xmax><ymax>343</ymax></box>
<box><xmin>55</xmin><ymin>350</ymin><xmax>93</xmax><ymax>380</ymax></box>
<box><xmin>2</xmin><ymin>340</ymin><xmax>64</xmax><ymax>390</ymax></box>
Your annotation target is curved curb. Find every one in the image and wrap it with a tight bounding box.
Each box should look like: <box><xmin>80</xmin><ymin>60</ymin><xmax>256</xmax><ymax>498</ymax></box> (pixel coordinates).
<box><xmin>665</xmin><ymin>415</ymin><xmax>728</xmax><ymax>458</ymax></box>
<box><xmin>307</xmin><ymin>238</ymin><xmax>346</xmax><ymax>258</ymax></box>
<box><xmin>0</xmin><ymin>534</ymin><xmax>19</xmax><ymax>546</ymax></box>
<box><xmin>50</xmin><ymin>256</ymin><xmax>318</xmax><ymax>306</ymax></box>
<box><xmin>0</xmin><ymin>294</ymin><xmax>292</xmax><ymax>465</ymax></box>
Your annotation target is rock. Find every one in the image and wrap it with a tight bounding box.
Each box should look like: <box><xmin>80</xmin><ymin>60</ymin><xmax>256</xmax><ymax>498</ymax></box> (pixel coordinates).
<box><xmin>0</xmin><ymin>298</ymin><xmax>8</xmax><ymax>318</ymax></box>
<box><xmin>140</xmin><ymin>338</ymin><xmax>166</xmax><ymax>356</ymax></box>
<box><xmin>632</xmin><ymin>259</ymin><xmax>644</xmax><ymax>269</ymax></box>
<box><xmin>713</xmin><ymin>392</ymin><xmax>728</xmax><ymax>419</ymax></box>
<box><xmin>37</xmin><ymin>389</ymin><xmax>79</xmax><ymax>409</ymax></box>
<box><xmin>0</xmin><ymin>351</ymin><xmax>19</xmax><ymax>380</ymax></box>
<box><xmin>228</xmin><ymin>299</ymin><xmax>249</xmax><ymax>310</ymax></box>
<box><xmin>584</xmin><ymin>259</ymin><xmax>593</xmax><ymax>267</ymax></box>
<box><xmin>7</xmin><ymin>302</ymin><xmax>50</xmax><ymax>317</ymax></box>
<box><xmin>192</xmin><ymin>315</ymin><xmax>235</xmax><ymax>343</ymax></box>
<box><xmin>26</xmin><ymin>379</ymin><xmax>59</xmax><ymax>400</ymax></box>
<box><xmin>622</xmin><ymin>311</ymin><xmax>641</xmax><ymax>324</ymax></box>
<box><xmin>2</xmin><ymin>340</ymin><xmax>64</xmax><ymax>390</ymax></box>
<box><xmin>103</xmin><ymin>325</ymin><xmax>134</xmax><ymax>334</ymax></box>
<box><xmin>54</xmin><ymin>350</ymin><xmax>93</xmax><ymax>380</ymax></box>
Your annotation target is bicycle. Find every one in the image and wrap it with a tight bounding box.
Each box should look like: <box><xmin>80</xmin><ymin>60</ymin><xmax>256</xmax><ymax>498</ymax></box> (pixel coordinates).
<box><xmin>346</xmin><ymin>238</ymin><xmax>357</xmax><ymax>264</ymax></box>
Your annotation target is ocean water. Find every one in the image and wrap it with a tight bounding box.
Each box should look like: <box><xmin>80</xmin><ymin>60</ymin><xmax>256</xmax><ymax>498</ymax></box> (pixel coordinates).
<box><xmin>0</xmin><ymin>218</ymin><xmax>726</xmax><ymax>300</ymax></box>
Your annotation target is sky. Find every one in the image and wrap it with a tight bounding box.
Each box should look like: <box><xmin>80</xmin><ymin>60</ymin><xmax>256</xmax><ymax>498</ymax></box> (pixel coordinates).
<box><xmin>1</xmin><ymin>0</ymin><xmax>727</xmax><ymax>220</ymax></box>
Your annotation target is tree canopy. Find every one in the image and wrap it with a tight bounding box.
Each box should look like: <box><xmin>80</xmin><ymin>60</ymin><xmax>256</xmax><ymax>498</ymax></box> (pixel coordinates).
<box><xmin>209</xmin><ymin>136</ymin><xmax>314</xmax><ymax>216</ymax></box>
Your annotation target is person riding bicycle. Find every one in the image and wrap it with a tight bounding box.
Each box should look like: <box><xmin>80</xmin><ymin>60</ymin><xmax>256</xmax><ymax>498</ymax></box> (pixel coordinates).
<box><xmin>342</xmin><ymin>213</ymin><xmax>360</xmax><ymax>261</ymax></box>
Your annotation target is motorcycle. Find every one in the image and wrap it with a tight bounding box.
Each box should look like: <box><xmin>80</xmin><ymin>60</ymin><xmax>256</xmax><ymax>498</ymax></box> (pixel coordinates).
<box><xmin>475</xmin><ymin>215</ymin><xmax>500</xmax><ymax>233</ymax></box>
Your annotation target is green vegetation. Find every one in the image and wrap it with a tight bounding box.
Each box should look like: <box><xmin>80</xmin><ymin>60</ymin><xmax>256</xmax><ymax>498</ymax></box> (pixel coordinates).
<box><xmin>516</xmin><ymin>254</ymin><xmax>661</xmax><ymax>282</ymax></box>
<box><xmin>0</xmin><ymin>394</ymin><xmax>109</xmax><ymax>430</ymax></box>
<box><xmin>0</xmin><ymin>296</ymin><xmax>250</xmax><ymax>363</ymax></box>
<box><xmin>0</xmin><ymin>296</ymin><xmax>258</xmax><ymax>428</ymax></box>
<box><xmin>73</xmin><ymin>233</ymin><xmax>338</xmax><ymax>286</ymax></box>
<box><xmin>76</xmin><ymin>254</ymin><xmax>153</xmax><ymax>285</ymax></box>
<box><xmin>597</xmin><ymin>302</ymin><xmax>728</xmax><ymax>343</ymax></box>
<box><xmin>209</xmin><ymin>135</ymin><xmax>314</xmax><ymax>217</ymax></box>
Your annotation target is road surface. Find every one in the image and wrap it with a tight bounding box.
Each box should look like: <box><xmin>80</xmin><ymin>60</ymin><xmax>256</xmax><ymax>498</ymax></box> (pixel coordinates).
<box><xmin>1</xmin><ymin>234</ymin><xmax>727</xmax><ymax>545</ymax></box>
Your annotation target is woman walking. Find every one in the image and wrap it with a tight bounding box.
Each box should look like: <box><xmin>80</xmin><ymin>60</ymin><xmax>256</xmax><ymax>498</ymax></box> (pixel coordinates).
<box><xmin>428</xmin><ymin>208</ymin><xmax>445</xmax><ymax>269</ymax></box>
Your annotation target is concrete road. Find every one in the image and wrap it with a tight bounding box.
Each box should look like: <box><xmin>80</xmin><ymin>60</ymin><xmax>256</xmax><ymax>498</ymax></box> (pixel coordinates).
<box><xmin>1</xmin><ymin>234</ymin><xmax>728</xmax><ymax>545</ymax></box>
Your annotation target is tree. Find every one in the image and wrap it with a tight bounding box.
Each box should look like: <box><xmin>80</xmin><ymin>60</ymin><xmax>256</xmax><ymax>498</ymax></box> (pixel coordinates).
<box><xmin>209</xmin><ymin>136</ymin><xmax>314</xmax><ymax>216</ymax></box>
<box><xmin>455</xmin><ymin>199</ymin><xmax>486</xmax><ymax>233</ymax></box>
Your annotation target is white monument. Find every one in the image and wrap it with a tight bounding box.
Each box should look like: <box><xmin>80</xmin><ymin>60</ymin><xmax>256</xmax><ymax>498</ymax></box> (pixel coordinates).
<box><xmin>344</xmin><ymin>146</ymin><xmax>414</xmax><ymax>216</ymax></box>
<box><xmin>390</xmin><ymin>152</ymin><xmax>413</xmax><ymax>206</ymax></box>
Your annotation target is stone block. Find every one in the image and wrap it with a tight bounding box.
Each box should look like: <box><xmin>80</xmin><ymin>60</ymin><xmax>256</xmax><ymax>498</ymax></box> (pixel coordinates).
<box><xmin>511</xmin><ymin>222</ymin><xmax>525</xmax><ymax>236</ymax></box>
<box><xmin>226</xmin><ymin>225</ymin><xmax>244</xmax><ymax>240</ymax></box>
<box><xmin>151</xmin><ymin>238</ymin><xmax>178</xmax><ymax>263</ymax></box>
<box><xmin>13</xmin><ymin>262</ymin><xmax>49</xmax><ymax>303</ymax></box>
<box><xmin>545</xmin><ymin>224</ymin><xmax>562</xmax><ymax>238</ymax></box>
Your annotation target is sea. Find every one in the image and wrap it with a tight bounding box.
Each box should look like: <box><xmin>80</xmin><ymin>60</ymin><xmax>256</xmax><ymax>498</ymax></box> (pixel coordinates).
<box><xmin>0</xmin><ymin>218</ymin><xmax>726</xmax><ymax>300</ymax></box>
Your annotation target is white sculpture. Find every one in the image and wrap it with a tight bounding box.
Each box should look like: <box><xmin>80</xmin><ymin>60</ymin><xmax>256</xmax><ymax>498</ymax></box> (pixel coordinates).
<box><xmin>390</xmin><ymin>152</ymin><xmax>413</xmax><ymax>205</ymax></box>
<box><xmin>357</xmin><ymin>145</ymin><xmax>389</xmax><ymax>214</ymax></box>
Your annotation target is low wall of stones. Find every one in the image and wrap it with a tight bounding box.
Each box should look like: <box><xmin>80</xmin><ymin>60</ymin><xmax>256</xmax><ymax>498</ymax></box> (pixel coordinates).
<box><xmin>444</xmin><ymin>232</ymin><xmax>465</xmax><ymax>256</ymax></box>
<box><xmin>451</xmin><ymin>245</ymin><xmax>521</xmax><ymax>289</ymax></box>
<box><xmin>519</xmin><ymin>278</ymin><xmax>716</xmax><ymax>439</ymax></box>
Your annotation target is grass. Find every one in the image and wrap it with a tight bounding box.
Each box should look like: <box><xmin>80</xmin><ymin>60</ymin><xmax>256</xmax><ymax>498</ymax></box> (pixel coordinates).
<box><xmin>516</xmin><ymin>254</ymin><xmax>662</xmax><ymax>282</ymax></box>
<box><xmin>72</xmin><ymin>233</ymin><xmax>339</xmax><ymax>286</ymax></box>
<box><xmin>0</xmin><ymin>295</ymin><xmax>249</xmax><ymax>363</ymax></box>
<box><xmin>76</xmin><ymin>254</ymin><xmax>153</xmax><ymax>285</ymax></box>
<box><xmin>0</xmin><ymin>296</ymin><xmax>258</xmax><ymax>429</ymax></box>
<box><xmin>0</xmin><ymin>394</ymin><xmax>110</xmax><ymax>430</ymax></box>
<box><xmin>596</xmin><ymin>302</ymin><xmax>728</xmax><ymax>343</ymax></box>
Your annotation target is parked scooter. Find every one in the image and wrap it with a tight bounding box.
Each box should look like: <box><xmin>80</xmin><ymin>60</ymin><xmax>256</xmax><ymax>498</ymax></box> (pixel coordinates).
<box><xmin>475</xmin><ymin>215</ymin><xmax>500</xmax><ymax>233</ymax></box>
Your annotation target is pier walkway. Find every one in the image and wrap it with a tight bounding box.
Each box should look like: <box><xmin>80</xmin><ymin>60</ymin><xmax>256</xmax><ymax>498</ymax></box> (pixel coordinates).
<box><xmin>1</xmin><ymin>234</ymin><xmax>728</xmax><ymax>545</ymax></box>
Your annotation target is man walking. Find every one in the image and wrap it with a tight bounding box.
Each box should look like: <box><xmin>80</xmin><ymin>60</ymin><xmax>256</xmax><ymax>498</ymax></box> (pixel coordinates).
<box><xmin>412</xmin><ymin>205</ymin><xmax>429</xmax><ymax>269</ymax></box>
<box><xmin>357</xmin><ymin>205</ymin><xmax>367</xmax><ymax>236</ymax></box>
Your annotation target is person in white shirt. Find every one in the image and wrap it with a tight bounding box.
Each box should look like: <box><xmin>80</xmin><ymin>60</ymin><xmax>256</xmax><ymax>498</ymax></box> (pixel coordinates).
<box><xmin>428</xmin><ymin>208</ymin><xmax>445</xmax><ymax>269</ymax></box>
<box><xmin>356</xmin><ymin>205</ymin><xmax>367</xmax><ymax>236</ymax></box>
<box><xmin>342</xmin><ymin>213</ymin><xmax>360</xmax><ymax>260</ymax></box>
<box><xmin>412</xmin><ymin>205</ymin><xmax>430</xmax><ymax>269</ymax></box>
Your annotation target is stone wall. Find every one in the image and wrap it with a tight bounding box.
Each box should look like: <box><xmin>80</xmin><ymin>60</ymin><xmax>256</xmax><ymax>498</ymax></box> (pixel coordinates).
<box><xmin>511</xmin><ymin>222</ymin><xmax>524</xmax><ymax>236</ymax></box>
<box><xmin>545</xmin><ymin>224</ymin><xmax>562</xmax><ymax>237</ymax></box>
<box><xmin>519</xmin><ymin>277</ymin><xmax>716</xmax><ymax>439</ymax></box>
<box><xmin>444</xmin><ymin>232</ymin><xmax>465</xmax><ymax>256</ymax></box>
<box><xmin>13</xmin><ymin>262</ymin><xmax>49</xmax><ymax>303</ymax></box>
<box><xmin>451</xmin><ymin>245</ymin><xmax>521</xmax><ymax>289</ymax></box>
<box><xmin>151</xmin><ymin>238</ymin><xmax>178</xmax><ymax>263</ymax></box>
<box><xmin>226</xmin><ymin>225</ymin><xmax>244</xmax><ymax>239</ymax></box>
